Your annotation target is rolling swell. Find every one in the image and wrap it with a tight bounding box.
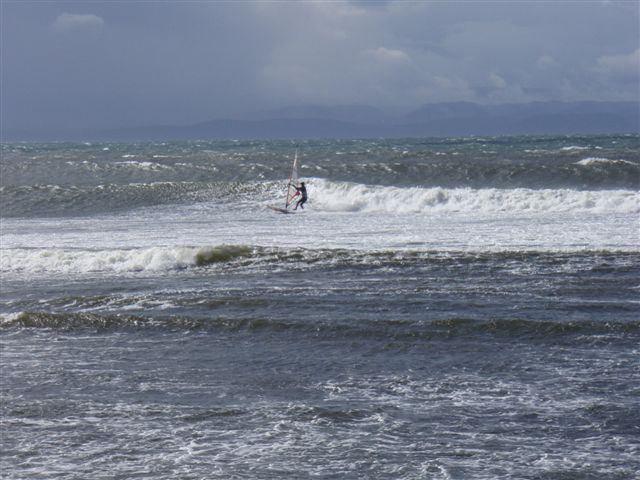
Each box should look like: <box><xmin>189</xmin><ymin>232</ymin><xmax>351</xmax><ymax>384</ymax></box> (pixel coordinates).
<box><xmin>3</xmin><ymin>178</ymin><xmax>637</xmax><ymax>218</ymax></box>
<box><xmin>2</xmin><ymin>136</ymin><xmax>638</xmax><ymax>218</ymax></box>
<box><xmin>2</xmin><ymin>136</ymin><xmax>639</xmax><ymax>189</ymax></box>
<box><xmin>3</xmin><ymin>244</ymin><xmax>638</xmax><ymax>275</ymax></box>
<box><xmin>4</xmin><ymin>153</ymin><xmax>638</xmax><ymax>190</ymax></box>
<box><xmin>313</xmin><ymin>155</ymin><xmax>640</xmax><ymax>189</ymax></box>
<box><xmin>3</xmin><ymin>311</ymin><xmax>638</xmax><ymax>341</ymax></box>
<box><xmin>0</xmin><ymin>181</ymin><xmax>280</xmax><ymax>218</ymax></box>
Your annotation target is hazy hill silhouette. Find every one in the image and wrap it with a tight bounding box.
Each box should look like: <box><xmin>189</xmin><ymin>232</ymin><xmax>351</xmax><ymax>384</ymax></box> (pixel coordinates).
<box><xmin>4</xmin><ymin>101</ymin><xmax>638</xmax><ymax>141</ymax></box>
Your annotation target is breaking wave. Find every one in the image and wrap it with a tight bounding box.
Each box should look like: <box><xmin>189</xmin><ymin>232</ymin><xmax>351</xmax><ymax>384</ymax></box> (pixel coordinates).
<box><xmin>310</xmin><ymin>179</ymin><xmax>639</xmax><ymax>214</ymax></box>
<box><xmin>0</xmin><ymin>245</ymin><xmax>259</xmax><ymax>275</ymax></box>
<box><xmin>5</xmin><ymin>177</ymin><xmax>637</xmax><ymax>218</ymax></box>
<box><xmin>2</xmin><ymin>244</ymin><xmax>638</xmax><ymax>276</ymax></box>
<box><xmin>561</xmin><ymin>145</ymin><xmax>591</xmax><ymax>151</ymax></box>
<box><xmin>575</xmin><ymin>157</ymin><xmax>639</xmax><ymax>166</ymax></box>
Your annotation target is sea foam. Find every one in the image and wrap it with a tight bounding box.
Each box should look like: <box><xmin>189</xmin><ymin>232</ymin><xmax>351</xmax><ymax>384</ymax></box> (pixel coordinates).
<box><xmin>311</xmin><ymin>180</ymin><xmax>639</xmax><ymax>214</ymax></box>
<box><xmin>576</xmin><ymin>157</ymin><xmax>638</xmax><ymax>166</ymax></box>
<box><xmin>0</xmin><ymin>245</ymin><xmax>255</xmax><ymax>275</ymax></box>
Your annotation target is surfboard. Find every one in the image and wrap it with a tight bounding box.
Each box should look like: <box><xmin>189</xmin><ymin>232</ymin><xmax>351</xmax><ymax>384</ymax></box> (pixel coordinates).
<box><xmin>267</xmin><ymin>205</ymin><xmax>296</xmax><ymax>214</ymax></box>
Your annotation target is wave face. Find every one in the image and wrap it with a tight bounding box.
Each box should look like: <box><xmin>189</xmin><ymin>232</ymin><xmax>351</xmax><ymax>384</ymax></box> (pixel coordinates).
<box><xmin>3</xmin><ymin>243</ymin><xmax>639</xmax><ymax>275</ymax></box>
<box><xmin>3</xmin><ymin>311</ymin><xmax>639</xmax><ymax>339</ymax></box>
<box><xmin>4</xmin><ymin>179</ymin><xmax>636</xmax><ymax>218</ymax></box>
<box><xmin>2</xmin><ymin>135</ymin><xmax>638</xmax><ymax>218</ymax></box>
<box><xmin>3</xmin><ymin>246</ymin><xmax>639</xmax><ymax>332</ymax></box>
<box><xmin>0</xmin><ymin>181</ymin><xmax>278</xmax><ymax>217</ymax></box>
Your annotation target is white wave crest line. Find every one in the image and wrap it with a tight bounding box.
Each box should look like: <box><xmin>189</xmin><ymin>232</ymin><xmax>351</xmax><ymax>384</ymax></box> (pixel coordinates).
<box><xmin>0</xmin><ymin>245</ymin><xmax>257</xmax><ymax>275</ymax></box>
<box><xmin>2</xmin><ymin>245</ymin><xmax>639</xmax><ymax>276</ymax></box>
<box><xmin>561</xmin><ymin>146</ymin><xmax>591</xmax><ymax>151</ymax></box>
<box><xmin>113</xmin><ymin>160</ymin><xmax>172</xmax><ymax>170</ymax></box>
<box><xmin>310</xmin><ymin>179</ymin><xmax>640</xmax><ymax>214</ymax></box>
<box><xmin>576</xmin><ymin>157</ymin><xmax>639</xmax><ymax>166</ymax></box>
<box><xmin>1</xmin><ymin>247</ymin><xmax>200</xmax><ymax>275</ymax></box>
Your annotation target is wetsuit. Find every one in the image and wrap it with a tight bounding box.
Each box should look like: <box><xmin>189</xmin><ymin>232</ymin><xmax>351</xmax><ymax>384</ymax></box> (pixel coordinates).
<box><xmin>294</xmin><ymin>184</ymin><xmax>307</xmax><ymax>210</ymax></box>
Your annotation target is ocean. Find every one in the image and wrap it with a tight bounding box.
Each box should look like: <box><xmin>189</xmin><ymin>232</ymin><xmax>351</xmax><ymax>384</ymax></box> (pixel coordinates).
<box><xmin>1</xmin><ymin>134</ymin><xmax>639</xmax><ymax>479</ymax></box>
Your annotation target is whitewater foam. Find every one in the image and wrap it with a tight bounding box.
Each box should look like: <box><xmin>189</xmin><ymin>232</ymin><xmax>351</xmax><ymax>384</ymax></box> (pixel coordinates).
<box><xmin>0</xmin><ymin>245</ymin><xmax>255</xmax><ymax>275</ymax></box>
<box><xmin>114</xmin><ymin>160</ymin><xmax>171</xmax><ymax>171</ymax></box>
<box><xmin>3</xmin><ymin>244</ymin><xmax>638</xmax><ymax>277</ymax></box>
<box><xmin>561</xmin><ymin>146</ymin><xmax>590</xmax><ymax>151</ymax></box>
<box><xmin>311</xmin><ymin>179</ymin><xmax>639</xmax><ymax>214</ymax></box>
<box><xmin>576</xmin><ymin>157</ymin><xmax>639</xmax><ymax>166</ymax></box>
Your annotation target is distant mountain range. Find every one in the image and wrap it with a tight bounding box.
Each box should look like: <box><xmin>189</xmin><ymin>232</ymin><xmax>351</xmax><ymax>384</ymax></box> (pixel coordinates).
<box><xmin>5</xmin><ymin>101</ymin><xmax>639</xmax><ymax>141</ymax></box>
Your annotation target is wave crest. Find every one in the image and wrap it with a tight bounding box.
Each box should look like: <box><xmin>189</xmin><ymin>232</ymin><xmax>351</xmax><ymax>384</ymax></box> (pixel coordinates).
<box><xmin>3</xmin><ymin>245</ymin><xmax>638</xmax><ymax>276</ymax></box>
<box><xmin>310</xmin><ymin>180</ymin><xmax>639</xmax><ymax>214</ymax></box>
<box><xmin>576</xmin><ymin>157</ymin><xmax>639</xmax><ymax>166</ymax></box>
<box><xmin>1</xmin><ymin>245</ymin><xmax>259</xmax><ymax>275</ymax></box>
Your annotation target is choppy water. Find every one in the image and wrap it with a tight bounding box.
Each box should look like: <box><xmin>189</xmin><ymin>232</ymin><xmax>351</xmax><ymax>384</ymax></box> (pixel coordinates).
<box><xmin>1</xmin><ymin>135</ymin><xmax>639</xmax><ymax>479</ymax></box>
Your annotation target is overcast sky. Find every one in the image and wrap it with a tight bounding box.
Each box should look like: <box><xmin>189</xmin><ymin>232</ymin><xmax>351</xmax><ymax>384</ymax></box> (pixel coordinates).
<box><xmin>2</xmin><ymin>1</ymin><xmax>639</xmax><ymax>131</ymax></box>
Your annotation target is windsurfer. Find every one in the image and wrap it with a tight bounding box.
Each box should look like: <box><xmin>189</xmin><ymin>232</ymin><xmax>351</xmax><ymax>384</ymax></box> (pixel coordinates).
<box><xmin>292</xmin><ymin>182</ymin><xmax>307</xmax><ymax>210</ymax></box>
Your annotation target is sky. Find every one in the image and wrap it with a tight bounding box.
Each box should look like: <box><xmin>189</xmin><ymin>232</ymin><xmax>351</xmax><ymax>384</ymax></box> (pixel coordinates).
<box><xmin>2</xmin><ymin>1</ymin><xmax>639</xmax><ymax>132</ymax></box>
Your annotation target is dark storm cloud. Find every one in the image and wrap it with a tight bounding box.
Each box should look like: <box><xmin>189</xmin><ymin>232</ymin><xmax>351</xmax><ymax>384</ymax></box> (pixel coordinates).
<box><xmin>2</xmin><ymin>1</ymin><xmax>638</xmax><ymax>132</ymax></box>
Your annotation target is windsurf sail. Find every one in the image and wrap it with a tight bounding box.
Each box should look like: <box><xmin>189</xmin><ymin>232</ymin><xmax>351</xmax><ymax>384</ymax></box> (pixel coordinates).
<box><xmin>284</xmin><ymin>149</ymin><xmax>300</xmax><ymax>210</ymax></box>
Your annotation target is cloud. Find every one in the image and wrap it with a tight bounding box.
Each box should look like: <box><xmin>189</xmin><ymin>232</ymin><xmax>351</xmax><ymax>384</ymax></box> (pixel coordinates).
<box><xmin>363</xmin><ymin>47</ymin><xmax>411</xmax><ymax>64</ymax></box>
<box><xmin>3</xmin><ymin>1</ymin><xmax>639</xmax><ymax>132</ymax></box>
<box><xmin>51</xmin><ymin>13</ymin><xmax>104</xmax><ymax>35</ymax></box>
<box><xmin>597</xmin><ymin>49</ymin><xmax>640</xmax><ymax>79</ymax></box>
<box><xmin>488</xmin><ymin>72</ymin><xmax>507</xmax><ymax>89</ymax></box>
<box><xmin>537</xmin><ymin>55</ymin><xmax>560</xmax><ymax>69</ymax></box>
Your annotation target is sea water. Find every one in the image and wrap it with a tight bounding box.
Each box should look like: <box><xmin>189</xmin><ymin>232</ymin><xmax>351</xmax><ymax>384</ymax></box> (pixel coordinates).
<box><xmin>1</xmin><ymin>135</ymin><xmax>639</xmax><ymax>478</ymax></box>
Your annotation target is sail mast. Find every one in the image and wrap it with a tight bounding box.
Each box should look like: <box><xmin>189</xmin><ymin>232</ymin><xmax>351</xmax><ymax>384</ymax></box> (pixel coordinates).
<box><xmin>285</xmin><ymin>149</ymin><xmax>299</xmax><ymax>209</ymax></box>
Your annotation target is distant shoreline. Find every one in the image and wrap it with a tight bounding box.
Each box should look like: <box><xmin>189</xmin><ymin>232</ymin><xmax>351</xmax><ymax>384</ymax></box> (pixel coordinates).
<box><xmin>3</xmin><ymin>101</ymin><xmax>638</xmax><ymax>142</ymax></box>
